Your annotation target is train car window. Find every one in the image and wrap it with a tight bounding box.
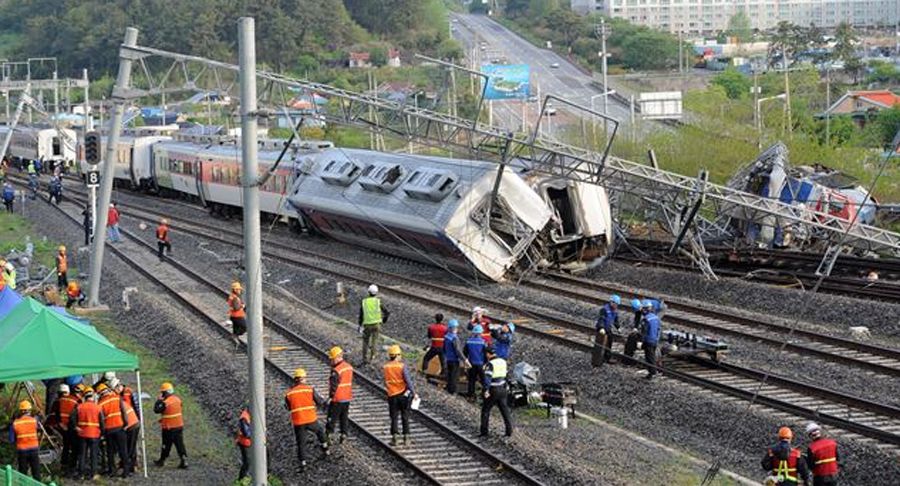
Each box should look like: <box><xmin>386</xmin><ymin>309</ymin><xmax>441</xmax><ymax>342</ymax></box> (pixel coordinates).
<box><xmin>52</xmin><ymin>137</ymin><xmax>61</xmax><ymax>156</ymax></box>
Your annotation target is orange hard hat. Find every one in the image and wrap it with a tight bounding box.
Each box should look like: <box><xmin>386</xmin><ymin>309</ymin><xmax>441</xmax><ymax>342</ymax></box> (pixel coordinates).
<box><xmin>68</xmin><ymin>281</ymin><xmax>78</xmax><ymax>290</ymax></box>
<box><xmin>778</xmin><ymin>426</ymin><xmax>793</xmax><ymax>440</ymax></box>
<box><xmin>19</xmin><ymin>400</ymin><xmax>32</xmax><ymax>411</ymax></box>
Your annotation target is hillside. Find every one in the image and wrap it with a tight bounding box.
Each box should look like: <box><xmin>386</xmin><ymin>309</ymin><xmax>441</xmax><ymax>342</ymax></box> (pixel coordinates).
<box><xmin>0</xmin><ymin>0</ymin><xmax>453</xmax><ymax>76</ymax></box>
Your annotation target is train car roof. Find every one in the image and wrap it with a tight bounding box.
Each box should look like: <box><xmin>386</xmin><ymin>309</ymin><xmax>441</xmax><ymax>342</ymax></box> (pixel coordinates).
<box><xmin>152</xmin><ymin>140</ymin><xmax>290</xmax><ymax>162</ymax></box>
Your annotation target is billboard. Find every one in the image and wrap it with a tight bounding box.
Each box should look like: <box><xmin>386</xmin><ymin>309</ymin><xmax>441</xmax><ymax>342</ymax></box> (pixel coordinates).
<box><xmin>482</xmin><ymin>64</ymin><xmax>531</xmax><ymax>100</ymax></box>
<box><xmin>639</xmin><ymin>91</ymin><xmax>683</xmax><ymax>120</ymax></box>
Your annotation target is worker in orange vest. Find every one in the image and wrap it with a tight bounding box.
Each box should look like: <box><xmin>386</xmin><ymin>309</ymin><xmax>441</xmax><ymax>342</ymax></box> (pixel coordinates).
<box><xmin>48</xmin><ymin>383</ymin><xmax>79</xmax><ymax>474</ymax></box>
<box><xmin>762</xmin><ymin>426</ymin><xmax>809</xmax><ymax>486</ymax></box>
<box><xmin>804</xmin><ymin>422</ymin><xmax>839</xmax><ymax>486</ymax></box>
<box><xmin>235</xmin><ymin>405</ymin><xmax>251</xmax><ymax>481</ymax></box>
<box><xmin>73</xmin><ymin>387</ymin><xmax>105</xmax><ymax>480</ymax></box>
<box><xmin>326</xmin><ymin>346</ymin><xmax>353</xmax><ymax>445</ymax></box>
<box><xmin>9</xmin><ymin>400</ymin><xmax>42</xmax><ymax>480</ymax></box>
<box><xmin>113</xmin><ymin>379</ymin><xmax>141</xmax><ymax>474</ymax></box>
<box><xmin>156</xmin><ymin>218</ymin><xmax>172</xmax><ymax>261</ymax></box>
<box><xmin>56</xmin><ymin>245</ymin><xmax>68</xmax><ymax>291</ymax></box>
<box><xmin>97</xmin><ymin>384</ymin><xmax>131</xmax><ymax>477</ymax></box>
<box><xmin>66</xmin><ymin>281</ymin><xmax>86</xmax><ymax>309</ymax></box>
<box><xmin>383</xmin><ymin>344</ymin><xmax>417</xmax><ymax>446</ymax></box>
<box><xmin>284</xmin><ymin>368</ymin><xmax>329</xmax><ymax>471</ymax></box>
<box><xmin>154</xmin><ymin>382</ymin><xmax>188</xmax><ymax>469</ymax></box>
<box><xmin>228</xmin><ymin>281</ymin><xmax>247</xmax><ymax>348</ymax></box>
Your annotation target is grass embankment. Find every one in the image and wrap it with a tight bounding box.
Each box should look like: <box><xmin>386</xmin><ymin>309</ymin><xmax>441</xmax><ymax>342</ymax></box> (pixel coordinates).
<box><xmin>0</xmin><ymin>212</ymin><xmax>234</xmax><ymax>485</ymax></box>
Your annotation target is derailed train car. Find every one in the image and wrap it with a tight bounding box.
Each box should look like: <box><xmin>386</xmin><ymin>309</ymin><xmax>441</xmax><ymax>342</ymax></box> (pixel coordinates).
<box><xmin>287</xmin><ymin>148</ymin><xmax>613</xmax><ymax>281</ymax></box>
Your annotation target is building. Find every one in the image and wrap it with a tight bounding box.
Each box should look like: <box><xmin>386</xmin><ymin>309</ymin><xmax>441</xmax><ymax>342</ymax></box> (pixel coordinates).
<box><xmin>821</xmin><ymin>89</ymin><xmax>900</xmax><ymax>127</ymax></box>
<box><xmin>572</xmin><ymin>1</ymin><xmax>900</xmax><ymax>34</ymax></box>
<box><xmin>387</xmin><ymin>48</ymin><xmax>402</xmax><ymax>68</ymax></box>
<box><xmin>348</xmin><ymin>52</ymin><xmax>372</xmax><ymax>69</ymax></box>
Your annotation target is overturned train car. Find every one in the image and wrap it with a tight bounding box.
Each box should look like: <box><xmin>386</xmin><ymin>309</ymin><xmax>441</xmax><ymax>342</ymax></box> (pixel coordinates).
<box><xmin>287</xmin><ymin>148</ymin><xmax>613</xmax><ymax>281</ymax></box>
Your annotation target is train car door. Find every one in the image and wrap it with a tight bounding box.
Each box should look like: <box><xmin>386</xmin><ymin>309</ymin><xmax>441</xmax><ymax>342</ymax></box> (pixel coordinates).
<box><xmin>195</xmin><ymin>160</ymin><xmax>208</xmax><ymax>207</ymax></box>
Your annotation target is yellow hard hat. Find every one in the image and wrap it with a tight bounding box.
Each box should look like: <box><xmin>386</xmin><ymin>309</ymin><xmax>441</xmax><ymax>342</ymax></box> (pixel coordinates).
<box><xmin>160</xmin><ymin>382</ymin><xmax>174</xmax><ymax>393</ymax></box>
<box><xmin>74</xmin><ymin>383</ymin><xmax>86</xmax><ymax>392</ymax></box>
<box><xmin>231</xmin><ymin>281</ymin><xmax>243</xmax><ymax>291</ymax></box>
<box><xmin>58</xmin><ymin>245</ymin><xmax>66</xmax><ymax>252</ymax></box>
<box><xmin>328</xmin><ymin>346</ymin><xmax>343</xmax><ymax>360</ymax></box>
<box><xmin>83</xmin><ymin>387</ymin><xmax>95</xmax><ymax>396</ymax></box>
<box><xmin>95</xmin><ymin>383</ymin><xmax>108</xmax><ymax>393</ymax></box>
<box><xmin>387</xmin><ymin>344</ymin><xmax>402</xmax><ymax>356</ymax></box>
<box><xmin>293</xmin><ymin>368</ymin><xmax>307</xmax><ymax>379</ymax></box>
<box><xmin>19</xmin><ymin>400</ymin><xmax>32</xmax><ymax>411</ymax></box>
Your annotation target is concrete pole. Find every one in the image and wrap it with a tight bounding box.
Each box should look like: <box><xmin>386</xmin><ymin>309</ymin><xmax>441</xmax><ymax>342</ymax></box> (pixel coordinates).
<box><xmin>825</xmin><ymin>66</ymin><xmax>831</xmax><ymax>146</ymax></box>
<box><xmin>601</xmin><ymin>19</ymin><xmax>609</xmax><ymax>120</ymax></box>
<box><xmin>782</xmin><ymin>46</ymin><xmax>792</xmax><ymax>136</ymax></box>
<box><xmin>87</xmin><ymin>27</ymin><xmax>138</xmax><ymax>307</ymax></box>
<box><xmin>83</xmin><ymin>69</ymin><xmax>90</xmax><ymax>131</ymax></box>
<box><xmin>53</xmin><ymin>71</ymin><xmax>58</xmax><ymax>116</ymax></box>
<box><xmin>753</xmin><ymin>71</ymin><xmax>760</xmax><ymax>150</ymax></box>
<box><xmin>239</xmin><ymin>17</ymin><xmax>268</xmax><ymax>486</ymax></box>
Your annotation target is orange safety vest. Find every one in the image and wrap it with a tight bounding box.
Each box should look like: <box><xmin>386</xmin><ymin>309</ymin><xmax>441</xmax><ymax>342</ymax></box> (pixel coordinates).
<box><xmin>99</xmin><ymin>393</ymin><xmax>125</xmax><ymax>430</ymax></box>
<box><xmin>332</xmin><ymin>360</ymin><xmax>353</xmax><ymax>402</ymax></box>
<box><xmin>808</xmin><ymin>437</ymin><xmax>839</xmax><ymax>477</ymax></box>
<box><xmin>228</xmin><ymin>293</ymin><xmax>246</xmax><ymax>319</ymax></box>
<box><xmin>13</xmin><ymin>416</ymin><xmax>39</xmax><ymax>451</ymax></box>
<box><xmin>57</xmin><ymin>253</ymin><xmax>67</xmax><ymax>274</ymax></box>
<box><xmin>383</xmin><ymin>361</ymin><xmax>407</xmax><ymax>397</ymax></box>
<box><xmin>123</xmin><ymin>399</ymin><xmax>139</xmax><ymax>429</ymax></box>
<box><xmin>156</xmin><ymin>224</ymin><xmax>169</xmax><ymax>242</ymax></box>
<box><xmin>58</xmin><ymin>394</ymin><xmax>79</xmax><ymax>429</ymax></box>
<box><xmin>159</xmin><ymin>394</ymin><xmax>184</xmax><ymax>430</ymax></box>
<box><xmin>285</xmin><ymin>384</ymin><xmax>317</xmax><ymax>426</ymax></box>
<box><xmin>76</xmin><ymin>402</ymin><xmax>102</xmax><ymax>439</ymax></box>
<box><xmin>235</xmin><ymin>409</ymin><xmax>251</xmax><ymax>447</ymax></box>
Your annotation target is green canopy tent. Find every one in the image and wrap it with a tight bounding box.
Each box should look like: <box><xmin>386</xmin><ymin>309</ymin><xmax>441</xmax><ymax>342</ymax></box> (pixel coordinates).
<box><xmin>0</xmin><ymin>298</ymin><xmax>148</xmax><ymax>477</ymax></box>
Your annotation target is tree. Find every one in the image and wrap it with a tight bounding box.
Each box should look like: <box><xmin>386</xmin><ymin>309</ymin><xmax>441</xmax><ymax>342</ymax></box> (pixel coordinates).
<box><xmin>505</xmin><ymin>0</ymin><xmax>531</xmax><ymax>18</ymax></box>
<box><xmin>867</xmin><ymin>106</ymin><xmax>900</xmax><ymax>149</ymax></box>
<box><xmin>832</xmin><ymin>22</ymin><xmax>859</xmax><ymax>65</ymax></box>
<box><xmin>619</xmin><ymin>31</ymin><xmax>678</xmax><ymax>70</ymax></box>
<box><xmin>725</xmin><ymin>10</ymin><xmax>752</xmax><ymax>44</ymax></box>
<box><xmin>768</xmin><ymin>21</ymin><xmax>806</xmax><ymax>66</ymax></box>
<box><xmin>712</xmin><ymin>68</ymin><xmax>751</xmax><ymax>100</ymax></box>
<box><xmin>544</xmin><ymin>8</ymin><xmax>583</xmax><ymax>50</ymax></box>
<box><xmin>866</xmin><ymin>61</ymin><xmax>900</xmax><ymax>85</ymax></box>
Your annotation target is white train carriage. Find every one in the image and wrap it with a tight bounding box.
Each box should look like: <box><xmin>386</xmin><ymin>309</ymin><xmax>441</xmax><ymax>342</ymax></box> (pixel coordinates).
<box><xmin>287</xmin><ymin>148</ymin><xmax>612</xmax><ymax>281</ymax></box>
<box><xmin>152</xmin><ymin>140</ymin><xmax>309</xmax><ymax>219</ymax></box>
<box><xmin>0</xmin><ymin>125</ymin><xmax>77</xmax><ymax>166</ymax></box>
<box><xmin>85</xmin><ymin>135</ymin><xmax>173</xmax><ymax>190</ymax></box>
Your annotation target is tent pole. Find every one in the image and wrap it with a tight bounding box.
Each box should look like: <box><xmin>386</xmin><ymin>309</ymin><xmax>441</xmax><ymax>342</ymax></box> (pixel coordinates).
<box><xmin>136</xmin><ymin>370</ymin><xmax>148</xmax><ymax>478</ymax></box>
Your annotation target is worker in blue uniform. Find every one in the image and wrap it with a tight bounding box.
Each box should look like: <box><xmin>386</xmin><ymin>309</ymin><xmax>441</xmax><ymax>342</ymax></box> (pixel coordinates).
<box><xmin>492</xmin><ymin>323</ymin><xmax>515</xmax><ymax>360</ymax></box>
<box><xmin>640</xmin><ymin>300</ymin><xmax>662</xmax><ymax>379</ymax></box>
<box><xmin>480</xmin><ymin>347</ymin><xmax>514</xmax><ymax>437</ymax></box>
<box><xmin>622</xmin><ymin>299</ymin><xmax>643</xmax><ymax>364</ymax></box>
<box><xmin>464</xmin><ymin>325</ymin><xmax>487</xmax><ymax>399</ymax></box>
<box><xmin>593</xmin><ymin>295</ymin><xmax>620</xmax><ymax>366</ymax></box>
<box><xmin>442</xmin><ymin>320</ymin><xmax>468</xmax><ymax>395</ymax></box>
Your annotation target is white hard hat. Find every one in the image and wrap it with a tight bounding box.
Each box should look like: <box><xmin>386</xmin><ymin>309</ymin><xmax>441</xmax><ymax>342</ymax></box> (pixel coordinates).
<box><xmin>58</xmin><ymin>384</ymin><xmax>70</xmax><ymax>394</ymax></box>
<box><xmin>104</xmin><ymin>371</ymin><xmax>117</xmax><ymax>381</ymax></box>
<box><xmin>4</xmin><ymin>262</ymin><xmax>12</xmax><ymax>271</ymax></box>
<box><xmin>805</xmin><ymin>422</ymin><xmax>821</xmax><ymax>435</ymax></box>
<box><xmin>109</xmin><ymin>378</ymin><xmax>121</xmax><ymax>389</ymax></box>
<box><xmin>368</xmin><ymin>284</ymin><xmax>378</xmax><ymax>295</ymax></box>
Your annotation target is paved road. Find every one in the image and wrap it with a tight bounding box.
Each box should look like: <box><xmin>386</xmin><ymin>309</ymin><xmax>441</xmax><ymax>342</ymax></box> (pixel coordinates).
<box><xmin>450</xmin><ymin>12</ymin><xmax>633</xmax><ymax>132</ymax></box>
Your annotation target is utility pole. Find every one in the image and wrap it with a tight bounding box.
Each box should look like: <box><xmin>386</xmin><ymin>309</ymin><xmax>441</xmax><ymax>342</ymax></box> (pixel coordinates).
<box><xmin>238</xmin><ymin>17</ymin><xmax>268</xmax><ymax>486</ymax></box>
<box><xmin>782</xmin><ymin>46</ymin><xmax>792</xmax><ymax>136</ymax></box>
<box><xmin>752</xmin><ymin>70</ymin><xmax>761</xmax><ymax>149</ymax></box>
<box><xmin>678</xmin><ymin>30</ymin><xmax>684</xmax><ymax>74</ymax></box>
<box><xmin>595</xmin><ymin>20</ymin><xmax>610</xmax><ymax>133</ymax></box>
<box><xmin>87</xmin><ymin>27</ymin><xmax>137</xmax><ymax>307</ymax></box>
<box><xmin>825</xmin><ymin>65</ymin><xmax>831</xmax><ymax>146</ymax></box>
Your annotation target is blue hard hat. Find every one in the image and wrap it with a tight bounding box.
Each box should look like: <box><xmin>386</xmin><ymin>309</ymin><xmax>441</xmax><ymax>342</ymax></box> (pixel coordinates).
<box><xmin>631</xmin><ymin>299</ymin><xmax>642</xmax><ymax>311</ymax></box>
<box><xmin>609</xmin><ymin>294</ymin><xmax>621</xmax><ymax>305</ymax></box>
<box><xmin>448</xmin><ymin>319</ymin><xmax>459</xmax><ymax>328</ymax></box>
<box><xmin>506</xmin><ymin>322</ymin><xmax>516</xmax><ymax>333</ymax></box>
<box><xmin>472</xmin><ymin>325</ymin><xmax>483</xmax><ymax>334</ymax></box>
<box><xmin>642</xmin><ymin>299</ymin><xmax>654</xmax><ymax>309</ymax></box>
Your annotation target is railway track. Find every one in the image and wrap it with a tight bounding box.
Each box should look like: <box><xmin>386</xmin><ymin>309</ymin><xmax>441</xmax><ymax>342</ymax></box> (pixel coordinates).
<box><xmin>529</xmin><ymin>272</ymin><xmax>900</xmax><ymax>378</ymax></box>
<box><xmin>41</xmin><ymin>193</ymin><xmax>546</xmax><ymax>486</ymax></box>
<box><xmin>616</xmin><ymin>240</ymin><xmax>900</xmax><ymax>304</ymax></box>
<box><xmin>47</xmin><ymin>185</ymin><xmax>900</xmax><ymax>455</ymax></box>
